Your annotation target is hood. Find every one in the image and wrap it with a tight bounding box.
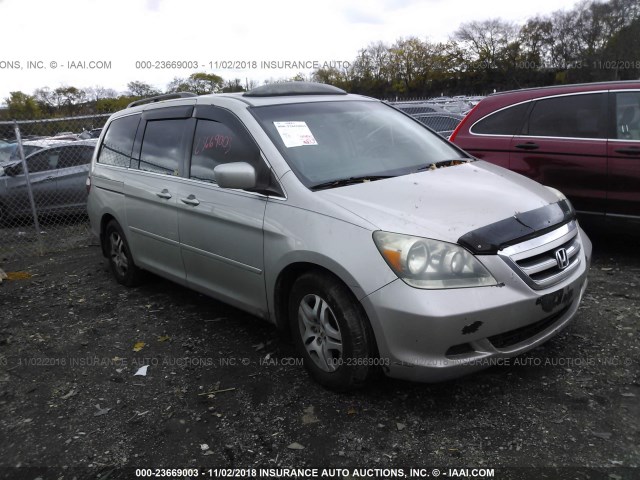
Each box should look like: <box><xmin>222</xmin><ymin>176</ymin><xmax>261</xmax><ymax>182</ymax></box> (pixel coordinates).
<box><xmin>316</xmin><ymin>161</ymin><xmax>561</xmax><ymax>244</ymax></box>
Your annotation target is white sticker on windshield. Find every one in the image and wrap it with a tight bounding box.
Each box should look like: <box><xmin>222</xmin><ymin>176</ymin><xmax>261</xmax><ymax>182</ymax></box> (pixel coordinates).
<box><xmin>273</xmin><ymin>121</ymin><xmax>318</xmax><ymax>148</ymax></box>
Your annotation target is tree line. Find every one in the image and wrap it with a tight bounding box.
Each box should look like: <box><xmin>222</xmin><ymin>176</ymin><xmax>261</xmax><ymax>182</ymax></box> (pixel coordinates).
<box><xmin>2</xmin><ymin>0</ymin><xmax>638</xmax><ymax>119</ymax></box>
<box><xmin>314</xmin><ymin>0</ymin><xmax>640</xmax><ymax>97</ymax></box>
<box><xmin>1</xmin><ymin>73</ymin><xmax>248</xmax><ymax>119</ymax></box>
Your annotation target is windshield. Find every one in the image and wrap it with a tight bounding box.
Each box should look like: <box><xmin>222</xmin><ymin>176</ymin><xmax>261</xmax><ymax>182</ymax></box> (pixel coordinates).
<box><xmin>0</xmin><ymin>144</ymin><xmax>17</xmax><ymax>163</ymax></box>
<box><xmin>0</xmin><ymin>143</ymin><xmax>45</xmax><ymax>163</ymax></box>
<box><xmin>251</xmin><ymin>100</ymin><xmax>467</xmax><ymax>189</ymax></box>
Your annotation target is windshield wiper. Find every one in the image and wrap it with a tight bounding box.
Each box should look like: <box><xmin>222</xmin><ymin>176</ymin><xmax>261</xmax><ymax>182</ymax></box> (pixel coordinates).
<box><xmin>415</xmin><ymin>158</ymin><xmax>472</xmax><ymax>172</ymax></box>
<box><xmin>311</xmin><ymin>175</ymin><xmax>393</xmax><ymax>191</ymax></box>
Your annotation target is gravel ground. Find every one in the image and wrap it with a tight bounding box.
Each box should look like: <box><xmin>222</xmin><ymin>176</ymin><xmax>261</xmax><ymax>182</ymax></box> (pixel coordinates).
<box><xmin>0</xmin><ymin>225</ymin><xmax>638</xmax><ymax>480</ymax></box>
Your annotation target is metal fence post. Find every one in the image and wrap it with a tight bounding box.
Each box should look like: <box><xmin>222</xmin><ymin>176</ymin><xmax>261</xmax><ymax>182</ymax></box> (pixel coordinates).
<box><xmin>0</xmin><ymin>113</ymin><xmax>110</xmax><ymax>263</ymax></box>
<box><xmin>13</xmin><ymin>121</ymin><xmax>44</xmax><ymax>255</ymax></box>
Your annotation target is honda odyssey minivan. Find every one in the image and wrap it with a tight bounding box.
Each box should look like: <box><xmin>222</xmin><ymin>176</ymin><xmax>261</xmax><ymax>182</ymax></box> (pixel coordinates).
<box><xmin>87</xmin><ymin>82</ymin><xmax>591</xmax><ymax>390</ymax></box>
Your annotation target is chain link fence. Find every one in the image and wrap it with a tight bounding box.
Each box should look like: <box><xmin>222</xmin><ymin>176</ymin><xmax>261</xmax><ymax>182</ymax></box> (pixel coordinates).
<box><xmin>387</xmin><ymin>96</ymin><xmax>484</xmax><ymax>137</ymax></box>
<box><xmin>0</xmin><ymin>114</ymin><xmax>110</xmax><ymax>266</ymax></box>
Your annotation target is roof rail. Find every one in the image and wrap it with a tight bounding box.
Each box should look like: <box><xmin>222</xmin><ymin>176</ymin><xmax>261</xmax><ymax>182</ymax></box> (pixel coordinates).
<box><xmin>243</xmin><ymin>82</ymin><xmax>346</xmax><ymax>97</ymax></box>
<box><xmin>127</xmin><ymin>92</ymin><xmax>197</xmax><ymax>108</ymax></box>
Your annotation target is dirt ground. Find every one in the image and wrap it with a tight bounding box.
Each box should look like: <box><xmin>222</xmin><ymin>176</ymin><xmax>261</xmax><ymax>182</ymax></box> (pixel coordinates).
<box><xmin>0</xmin><ymin>225</ymin><xmax>638</xmax><ymax>480</ymax></box>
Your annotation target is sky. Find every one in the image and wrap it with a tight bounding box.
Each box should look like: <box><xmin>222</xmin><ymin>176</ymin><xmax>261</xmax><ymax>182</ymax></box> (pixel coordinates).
<box><xmin>0</xmin><ymin>0</ymin><xmax>584</xmax><ymax>104</ymax></box>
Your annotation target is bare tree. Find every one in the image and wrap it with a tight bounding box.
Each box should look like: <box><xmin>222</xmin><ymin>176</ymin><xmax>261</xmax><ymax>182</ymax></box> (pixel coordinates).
<box><xmin>85</xmin><ymin>86</ymin><xmax>118</xmax><ymax>101</ymax></box>
<box><xmin>222</xmin><ymin>78</ymin><xmax>245</xmax><ymax>92</ymax></box>
<box><xmin>519</xmin><ymin>17</ymin><xmax>554</xmax><ymax>66</ymax></box>
<box><xmin>454</xmin><ymin>19</ymin><xmax>518</xmax><ymax>70</ymax></box>
<box><xmin>127</xmin><ymin>81</ymin><xmax>161</xmax><ymax>97</ymax></box>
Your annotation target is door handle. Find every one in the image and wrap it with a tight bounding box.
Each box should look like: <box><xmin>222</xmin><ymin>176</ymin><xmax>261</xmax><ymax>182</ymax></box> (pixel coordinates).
<box><xmin>156</xmin><ymin>189</ymin><xmax>172</xmax><ymax>199</ymax></box>
<box><xmin>614</xmin><ymin>147</ymin><xmax>640</xmax><ymax>155</ymax></box>
<box><xmin>515</xmin><ymin>143</ymin><xmax>539</xmax><ymax>150</ymax></box>
<box><xmin>180</xmin><ymin>195</ymin><xmax>200</xmax><ymax>206</ymax></box>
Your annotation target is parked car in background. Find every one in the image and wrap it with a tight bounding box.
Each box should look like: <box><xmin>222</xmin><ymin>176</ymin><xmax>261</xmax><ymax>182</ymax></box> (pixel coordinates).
<box><xmin>451</xmin><ymin>81</ymin><xmax>640</xmax><ymax>224</ymax></box>
<box><xmin>441</xmin><ymin>102</ymin><xmax>472</xmax><ymax>115</ymax></box>
<box><xmin>0</xmin><ymin>138</ymin><xmax>68</xmax><ymax>163</ymax></box>
<box><xmin>87</xmin><ymin>83</ymin><xmax>591</xmax><ymax>391</ymax></box>
<box><xmin>50</xmin><ymin>133</ymin><xmax>80</xmax><ymax>141</ymax></box>
<box><xmin>392</xmin><ymin>102</ymin><xmax>465</xmax><ymax>137</ymax></box>
<box><xmin>0</xmin><ymin>143</ymin><xmax>14</xmax><ymax>162</ymax></box>
<box><xmin>392</xmin><ymin>101</ymin><xmax>444</xmax><ymax>115</ymax></box>
<box><xmin>0</xmin><ymin>141</ymin><xmax>42</xmax><ymax>163</ymax></box>
<box><xmin>412</xmin><ymin>112</ymin><xmax>465</xmax><ymax>138</ymax></box>
<box><xmin>0</xmin><ymin>139</ymin><xmax>97</xmax><ymax>224</ymax></box>
<box><xmin>79</xmin><ymin>128</ymin><xmax>103</xmax><ymax>140</ymax></box>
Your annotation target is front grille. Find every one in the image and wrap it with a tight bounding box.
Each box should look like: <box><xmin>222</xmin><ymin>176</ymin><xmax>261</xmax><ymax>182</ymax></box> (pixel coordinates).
<box><xmin>488</xmin><ymin>304</ymin><xmax>571</xmax><ymax>349</ymax></box>
<box><xmin>499</xmin><ymin>221</ymin><xmax>582</xmax><ymax>290</ymax></box>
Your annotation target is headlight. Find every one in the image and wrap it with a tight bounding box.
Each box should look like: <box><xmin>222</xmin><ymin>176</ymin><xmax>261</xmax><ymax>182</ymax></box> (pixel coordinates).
<box><xmin>373</xmin><ymin>231</ymin><xmax>497</xmax><ymax>289</ymax></box>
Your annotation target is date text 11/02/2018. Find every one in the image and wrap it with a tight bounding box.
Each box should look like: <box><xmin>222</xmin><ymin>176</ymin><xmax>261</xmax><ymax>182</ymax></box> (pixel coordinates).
<box><xmin>134</xmin><ymin>467</ymin><xmax>496</xmax><ymax>478</ymax></box>
<box><xmin>132</xmin><ymin>60</ymin><xmax>351</xmax><ymax>70</ymax></box>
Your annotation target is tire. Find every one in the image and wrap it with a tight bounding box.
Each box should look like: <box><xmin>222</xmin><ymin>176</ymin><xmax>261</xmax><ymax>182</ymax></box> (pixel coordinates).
<box><xmin>104</xmin><ymin>220</ymin><xmax>143</xmax><ymax>287</ymax></box>
<box><xmin>288</xmin><ymin>271</ymin><xmax>375</xmax><ymax>391</ymax></box>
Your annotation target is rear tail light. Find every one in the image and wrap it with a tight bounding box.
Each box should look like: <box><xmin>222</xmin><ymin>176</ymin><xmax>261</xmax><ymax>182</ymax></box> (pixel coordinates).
<box><xmin>86</xmin><ymin>176</ymin><xmax>91</xmax><ymax>194</ymax></box>
<box><xmin>449</xmin><ymin>103</ymin><xmax>480</xmax><ymax>142</ymax></box>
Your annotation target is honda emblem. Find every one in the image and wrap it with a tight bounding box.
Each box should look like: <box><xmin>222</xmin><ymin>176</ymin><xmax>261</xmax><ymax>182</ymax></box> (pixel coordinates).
<box><xmin>555</xmin><ymin>248</ymin><xmax>569</xmax><ymax>270</ymax></box>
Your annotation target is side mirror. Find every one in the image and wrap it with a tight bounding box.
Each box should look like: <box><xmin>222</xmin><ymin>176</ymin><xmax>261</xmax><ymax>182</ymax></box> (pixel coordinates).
<box><xmin>214</xmin><ymin>162</ymin><xmax>257</xmax><ymax>189</ymax></box>
<box><xmin>3</xmin><ymin>165</ymin><xmax>19</xmax><ymax>177</ymax></box>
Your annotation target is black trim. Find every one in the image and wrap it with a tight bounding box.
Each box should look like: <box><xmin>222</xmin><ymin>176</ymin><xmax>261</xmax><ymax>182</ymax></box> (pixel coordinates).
<box><xmin>507</xmin><ymin>147</ymin><xmax>608</xmax><ymax>160</ymax></box>
<box><xmin>458</xmin><ymin>200</ymin><xmax>575</xmax><ymax>254</ymax></box>
<box><xmin>488</xmin><ymin>304</ymin><xmax>570</xmax><ymax>349</ymax></box>
<box><xmin>127</xmin><ymin>92</ymin><xmax>196</xmax><ymax>108</ymax></box>
<box><xmin>142</xmin><ymin>105</ymin><xmax>194</xmax><ymax>121</ymax></box>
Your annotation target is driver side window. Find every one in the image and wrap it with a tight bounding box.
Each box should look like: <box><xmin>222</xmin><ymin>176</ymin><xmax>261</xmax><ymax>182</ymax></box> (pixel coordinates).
<box><xmin>16</xmin><ymin>149</ymin><xmax>60</xmax><ymax>174</ymax></box>
<box><xmin>190</xmin><ymin>118</ymin><xmax>260</xmax><ymax>184</ymax></box>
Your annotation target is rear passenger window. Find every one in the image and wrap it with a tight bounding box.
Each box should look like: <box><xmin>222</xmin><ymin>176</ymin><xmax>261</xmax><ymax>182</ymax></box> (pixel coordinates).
<box><xmin>190</xmin><ymin>119</ymin><xmax>259</xmax><ymax>184</ymax></box>
<box><xmin>526</xmin><ymin>93</ymin><xmax>607</xmax><ymax>139</ymax></box>
<box><xmin>615</xmin><ymin>91</ymin><xmax>640</xmax><ymax>140</ymax></box>
<box><xmin>21</xmin><ymin>150</ymin><xmax>58</xmax><ymax>173</ymax></box>
<box><xmin>139</xmin><ymin>119</ymin><xmax>190</xmax><ymax>176</ymax></box>
<box><xmin>98</xmin><ymin>114</ymin><xmax>140</xmax><ymax>167</ymax></box>
<box><xmin>471</xmin><ymin>103</ymin><xmax>529</xmax><ymax>135</ymax></box>
<box><xmin>58</xmin><ymin>146</ymin><xmax>94</xmax><ymax>168</ymax></box>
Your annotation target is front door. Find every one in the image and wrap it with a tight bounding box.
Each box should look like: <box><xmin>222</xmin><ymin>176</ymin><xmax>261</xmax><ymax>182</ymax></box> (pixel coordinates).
<box><xmin>177</xmin><ymin>108</ymin><xmax>268</xmax><ymax>317</ymax></box>
<box><xmin>607</xmin><ymin>90</ymin><xmax>640</xmax><ymax>219</ymax></box>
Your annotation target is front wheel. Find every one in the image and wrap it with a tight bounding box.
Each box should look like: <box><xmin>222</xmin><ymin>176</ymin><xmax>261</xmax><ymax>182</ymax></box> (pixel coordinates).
<box><xmin>104</xmin><ymin>220</ymin><xmax>143</xmax><ymax>287</ymax></box>
<box><xmin>289</xmin><ymin>271</ymin><xmax>376</xmax><ymax>391</ymax></box>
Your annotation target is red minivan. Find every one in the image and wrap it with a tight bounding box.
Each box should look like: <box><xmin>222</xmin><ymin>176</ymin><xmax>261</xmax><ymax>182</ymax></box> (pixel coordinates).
<box><xmin>451</xmin><ymin>81</ymin><xmax>640</xmax><ymax>224</ymax></box>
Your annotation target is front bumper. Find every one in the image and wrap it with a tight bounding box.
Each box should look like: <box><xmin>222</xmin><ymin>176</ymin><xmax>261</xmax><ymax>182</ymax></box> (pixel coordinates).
<box><xmin>361</xmin><ymin>227</ymin><xmax>592</xmax><ymax>382</ymax></box>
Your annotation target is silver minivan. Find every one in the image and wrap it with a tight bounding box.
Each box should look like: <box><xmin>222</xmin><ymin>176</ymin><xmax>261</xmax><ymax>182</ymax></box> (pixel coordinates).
<box><xmin>87</xmin><ymin>82</ymin><xmax>591</xmax><ymax>390</ymax></box>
